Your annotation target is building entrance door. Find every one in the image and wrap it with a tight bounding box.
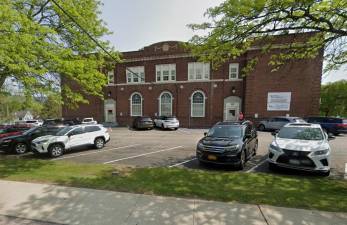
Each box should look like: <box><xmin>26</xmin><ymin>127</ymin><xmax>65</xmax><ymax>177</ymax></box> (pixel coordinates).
<box><xmin>104</xmin><ymin>99</ymin><xmax>116</xmax><ymax>123</ymax></box>
<box><xmin>224</xmin><ymin>96</ymin><xmax>242</xmax><ymax>121</ymax></box>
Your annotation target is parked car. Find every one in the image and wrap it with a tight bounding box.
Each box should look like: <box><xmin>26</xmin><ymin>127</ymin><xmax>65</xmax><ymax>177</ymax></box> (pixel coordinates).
<box><xmin>258</xmin><ymin>116</ymin><xmax>305</xmax><ymax>131</ymax></box>
<box><xmin>196</xmin><ymin>121</ymin><xmax>258</xmax><ymax>169</ymax></box>
<box><xmin>0</xmin><ymin>125</ymin><xmax>66</xmax><ymax>154</ymax></box>
<box><xmin>267</xmin><ymin>123</ymin><xmax>332</xmax><ymax>176</ymax></box>
<box><xmin>305</xmin><ymin>117</ymin><xmax>347</xmax><ymax>135</ymax></box>
<box><xmin>81</xmin><ymin>117</ymin><xmax>97</xmax><ymax>124</ymax></box>
<box><xmin>43</xmin><ymin>118</ymin><xmax>80</xmax><ymax>126</ymax></box>
<box><xmin>132</xmin><ymin>116</ymin><xmax>154</xmax><ymax>130</ymax></box>
<box><xmin>25</xmin><ymin>120</ymin><xmax>43</xmax><ymax>126</ymax></box>
<box><xmin>31</xmin><ymin>124</ymin><xmax>110</xmax><ymax>158</ymax></box>
<box><xmin>154</xmin><ymin>116</ymin><xmax>179</xmax><ymax>130</ymax></box>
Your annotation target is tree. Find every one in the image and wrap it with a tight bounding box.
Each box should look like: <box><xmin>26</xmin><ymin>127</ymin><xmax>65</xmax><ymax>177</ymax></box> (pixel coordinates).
<box><xmin>40</xmin><ymin>93</ymin><xmax>62</xmax><ymax>119</ymax></box>
<box><xmin>0</xmin><ymin>0</ymin><xmax>119</xmax><ymax>108</ymax></box>
<box><xmin>320</xmin><ymin>80</ymin><xmax>347</xmax><ymax>117</ymax></box>
<box><xmin>188</xmin><ymin>0</ymin><xmax>347</xmax><ymax>73</ymax></box>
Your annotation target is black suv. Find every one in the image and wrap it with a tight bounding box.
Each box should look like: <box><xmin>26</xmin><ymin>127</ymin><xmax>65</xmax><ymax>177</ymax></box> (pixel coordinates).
<box><xmin>196</xmin><ymin>121</ymin><xmax>258</xmax><ymax>169</ymax></box>
<box><xmin>0</xmin><ymin>125</ymin><xmax>65</xmax><ymax>154</ymax></box>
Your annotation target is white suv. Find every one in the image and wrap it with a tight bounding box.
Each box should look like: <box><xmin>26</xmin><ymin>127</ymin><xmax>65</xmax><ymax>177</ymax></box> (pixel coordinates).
<box><xmin>31</xmin><ymin>124</ymin><xmax>110</xmax><ymax>157</ymax></box>
<box><xmin>268</xmin><ymin>123</ymin><xmax>332</xmax><ymax>176</ymax></box>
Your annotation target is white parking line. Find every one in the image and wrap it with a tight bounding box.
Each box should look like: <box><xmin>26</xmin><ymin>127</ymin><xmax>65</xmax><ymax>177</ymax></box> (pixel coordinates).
<box><xmin>246</xmin><ymin>159</ymin><xmax>267</xmax><ymax>173</ymax></box>
<box><xmin>103</xmin><ymin>146</ymin><xmax>184</xmax><ymax>164</ymax></box>
<box><xmin>168</xmin><ymin>157</ymin><xmax>197</xmax><ymax>168</ymax></box>
<box><xmin>344</xmin><ymin>163</ymin><xmax>347</xmax><ymax>180</ymax></box>
<box><xmin>52</xmin><ymin>144</ymin><xmax>140</xmax><ymax>161</ymax></box>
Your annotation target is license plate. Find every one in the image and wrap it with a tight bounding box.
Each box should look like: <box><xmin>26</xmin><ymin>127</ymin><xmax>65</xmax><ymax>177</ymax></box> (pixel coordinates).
<box><xmin>289</xmin><ymin>159</ymin><xmax>300</xmax><ymax>165</ymax></box>
<box><xmin>207</xmin><ymin>155</ymin><xmax>217</xmax><ymax>161</ymax></box>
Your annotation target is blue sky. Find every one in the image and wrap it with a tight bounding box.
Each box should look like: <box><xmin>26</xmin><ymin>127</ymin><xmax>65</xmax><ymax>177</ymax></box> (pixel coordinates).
<box><xmin>100</xmin><ymin>0</ymin><xmax>346</xmax><ymax>84</ymax></box>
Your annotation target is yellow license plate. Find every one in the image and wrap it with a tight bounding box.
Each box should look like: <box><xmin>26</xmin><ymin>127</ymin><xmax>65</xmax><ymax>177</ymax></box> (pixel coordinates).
<box><xmin>207</xmin><ymin>155</ymin><xmax>217</xmax><ymax>160</ymax></box>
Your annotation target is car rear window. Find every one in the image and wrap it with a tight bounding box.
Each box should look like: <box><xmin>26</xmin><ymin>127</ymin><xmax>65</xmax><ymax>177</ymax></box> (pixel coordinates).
<box><xmin>84</xmin><ymin>119</ymin><xmax>93</xmax><ymax>122</ymax></box>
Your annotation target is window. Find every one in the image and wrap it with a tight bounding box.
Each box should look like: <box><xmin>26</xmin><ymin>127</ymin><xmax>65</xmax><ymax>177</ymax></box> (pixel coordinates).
<box><xmin>159</xmin><ymin>92</ymin><xmax>173</xmax><ymax>116</ymax></box>
<box><xmin>85</xmin><ymin>126</ymin><xmax>101</xmax><ymax>132</ymax></box>
<box><xmin>191</xmin><ymin>91</ymin><xmax>206</xmax><ymax>117</ymax></box>
<box><xmin>126</xmin><ymin>66</ymin><xmax>145</xmax><ymax>83</ymax></box>
<box><xmin>69</xmin><ymin>127</ymin><xmax>84</xmax><ymax>136</ymax></box>
<box><xmin>156</xmin><ymin>64</ymin><xmax>176</xmax><ymax>82</ymax></box>
<box><xmin>130</xmin><ymin>93</ymin><xmax>142</xmax><ymax>116</ymax></box>
<box><xmin>188</xmin><ymin>63</ymin><xmax>210</xmax><ymax>80</ymax></box>
<box><xmin>107</xmin><ymin>71</ymin><xmax>114</xmax><ymax>84</ymax></box>
<box><xmin>229</xmin><ymin>63</ymin><xmax>239</xmax><ymax>80</ymax></box>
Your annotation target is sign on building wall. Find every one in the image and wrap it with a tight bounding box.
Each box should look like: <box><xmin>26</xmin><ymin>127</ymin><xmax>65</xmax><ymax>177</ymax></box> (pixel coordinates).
<box><xmin>267</xmin><ymin>92</ymin><xmax>291</xmax><ymax>111</ymax></box>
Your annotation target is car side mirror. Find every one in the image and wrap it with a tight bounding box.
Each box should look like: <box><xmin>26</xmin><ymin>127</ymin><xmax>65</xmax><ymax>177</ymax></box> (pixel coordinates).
<box><xmin>204</xmin><ymin>132</ymin><xmax>207</xmax><ymax>136</ymax></box>
<box><xmin>67</xmin><ymin>133</ymin><xmax>72</xmax><ymax>137</ymax></box>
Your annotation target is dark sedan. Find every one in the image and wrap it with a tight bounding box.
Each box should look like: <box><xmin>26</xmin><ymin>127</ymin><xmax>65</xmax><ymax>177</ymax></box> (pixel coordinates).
<box><xmin>132</xmin><ymin>116</ymin><xmax>154</xmax><ymax>130</ymax></box>
<box><xmin>0</xmin><ymin>125</ymin><xmax>65</xmax><ymax>154</ymax></box>
<box><xmin>196</xmin><ymin>121</ymin><xmax>258</xmax><ymax>169</ymax></box>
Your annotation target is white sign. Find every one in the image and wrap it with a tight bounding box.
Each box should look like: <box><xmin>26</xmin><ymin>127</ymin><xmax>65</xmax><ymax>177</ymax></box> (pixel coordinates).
<box><xmin>267</xmin><ymin>92</ymin><xmax>291</xmax><ymax>111</ymax></box>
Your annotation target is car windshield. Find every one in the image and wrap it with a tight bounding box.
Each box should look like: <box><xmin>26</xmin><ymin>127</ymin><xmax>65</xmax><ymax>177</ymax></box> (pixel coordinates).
<box><xmin>207</xmin><ymin>125</ymin><xmax>242</xmax><ymax>138</ymax></box>
<box><xmin>23</xmin><ymin>127</ymin><xmax>38</xmax><ymax>135</ymax></box>
<box><xmin>278</xmin><ymin>127</ymin><xmax>324</xmax><ymax>140</ymax></box>
<box><xmin>84</xmin><ymin>119</ymin><xmax>92</xmax><ymax>122</ymax></box>
<box><xmin>56</xmin><ymin>126</ymin><xmax>74</xmax><ymax>136</ymax></box>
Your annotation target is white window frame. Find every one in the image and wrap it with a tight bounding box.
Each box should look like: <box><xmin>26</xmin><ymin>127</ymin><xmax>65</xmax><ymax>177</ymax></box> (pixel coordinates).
<box><xmin>129</xmin><ymin>92</ymin><xmax>143</xmax><ymax>116</ymax></box>
<box><xmin>126</xmin><ymin>66</ymin><xmax>145</xmax><ymax>84</ymax></box>
<box><xmin>107</xmin><ymin>71</ymin><xmax>114</xmax><ymax>85</ymax></box>
<box><xmin>188</xmin><ymin>62</ymin><xmax>210</xmax><ymax>81</ymax></box>
<box><xmin>156</xmin><ymin>64</ymin><xmax>176</xmax><ymax>82</ymax></box>
<box><xmin>190</xmin><ymin>90</ymin><xmax>206</xmax><ymax>117</ymax></box>
<box><xmin>158</xmin><ymin>91</ymin><xmax>173</xmax><ymax>116</ymax></box>
<box><xmin>229</xmin><ymin>63</ymin><xmax>240</xmax><ymax>80</ymax></box>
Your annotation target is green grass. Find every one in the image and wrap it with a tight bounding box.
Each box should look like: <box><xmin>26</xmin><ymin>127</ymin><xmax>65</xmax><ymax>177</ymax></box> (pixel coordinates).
<box><xmin>1</xmin><ymin>158</ymin><xmax>347</xmax><ymax>212</ymax></box>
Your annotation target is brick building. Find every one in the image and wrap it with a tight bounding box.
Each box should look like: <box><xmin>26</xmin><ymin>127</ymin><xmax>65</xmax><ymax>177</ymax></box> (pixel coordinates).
<box><xmin>62</xmin><ymin>33</ymin><xmax>323</xmax><ymax>128</ymax></box>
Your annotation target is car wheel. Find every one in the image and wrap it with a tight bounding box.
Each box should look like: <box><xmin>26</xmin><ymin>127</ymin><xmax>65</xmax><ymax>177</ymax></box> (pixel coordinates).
<box><xmin>258</xmin><ymin>124</ymin><xmax>265</xmax><ymax>131</ymax></box>
<box><xmin>268</xmin><ymin>162</ymin><xmax>277</xmax><ymax>171</ymax></box>
<box><xmin>238</xmin><ymin>150</ymin><xmax>246</xmax><ymax>170</ymax></box>
<box><xmin>94</xmin><ymin>138</ymin><xmax>105</xmax><ymax>149</ymax></box>
<box><xmin>161</xmin><ymin>124</ymin><xmax>165</xmax><ymax>130</ymax></box>
<box><xmin>49</xmin><ymin>144</ymin><xmax>64</xmax><ymax>158</ymax></box>
<box><xmin>320</xmin><ymin>170</ymin><xmax>330</xmax><ymax>177</ymax></box>
<box><xmin>174</xmin><ymin>127</ymin><xmax>178</xmax><ymax>130</ymax></box>
<box><xmin>14</xmin><ymin>143</ymin><xmax>28</xmax><ymax>154</ymax></box>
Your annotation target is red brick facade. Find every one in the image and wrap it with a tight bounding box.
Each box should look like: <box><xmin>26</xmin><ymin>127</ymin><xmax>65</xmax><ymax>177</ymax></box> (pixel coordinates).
<box><xmin>62</xmin><ymin>34</ymin><xmax>323</xmax><ymax>128</ymax></box>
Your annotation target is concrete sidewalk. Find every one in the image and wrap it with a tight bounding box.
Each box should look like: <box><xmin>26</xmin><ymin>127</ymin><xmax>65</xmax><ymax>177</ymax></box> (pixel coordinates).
<box><xmin>0</xmin><ymin>180</ymin><xmax>346</xmax><ymax>225</ymax></box>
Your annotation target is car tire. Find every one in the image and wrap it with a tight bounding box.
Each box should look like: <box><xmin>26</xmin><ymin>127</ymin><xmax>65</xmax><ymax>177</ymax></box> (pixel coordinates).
<box><xmin>13</xmin><ymin>143</ymin><xmax>28</xmax><ymax>154</ymax></box>
<box><xmin>174</xmin><ymin>128</ymin><xmax>178</xmax><ymax>130</ymax></box>
<box><xmin>49</xmin><ymin>144</ymin><xmax>64</xmax><ymax>158</ymax></box>
<box><xmin>161</xmin><ymin>124</ymin><xmax>165</xmax><ymax>130</ymax></box>
<box><xmin>258</xmin><ymin>124</ymin><xmax>265</xmax><ymax>131</ymax></box>
<box><xmin>320</xmin><ymin>170</ymin><xmax>330</xmax><ymax>177</ymax></box>
<box><xmin>268</xmin><ymin>162</ymin><xmax>277</xmax><ymax>171</ymax></box>
<box><xmin>238</xmin><ymin>150</ymin><xmax>246</xmax><ymax>170</ymax></box>
<box><xmin>94</xmin><ymin>137</ymin><xmax>105</xmax><ymax>149</ymax></box>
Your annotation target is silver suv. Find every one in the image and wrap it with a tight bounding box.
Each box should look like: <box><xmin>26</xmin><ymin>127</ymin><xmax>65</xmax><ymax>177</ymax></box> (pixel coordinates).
<box><xmin>258</xmin><ymin>117</ymin><xmax>305</xmax><ymax>131</ymax></box>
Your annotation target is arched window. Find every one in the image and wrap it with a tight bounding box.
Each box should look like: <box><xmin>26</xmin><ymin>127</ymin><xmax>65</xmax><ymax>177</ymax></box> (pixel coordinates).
<box><xmin>191</xmin><ymin>91</ymin><xmax>206</xmax><ymax>117</ymax></box>
<box><xmin>159</xmin><ymin>92</ymin><xmax>173</xmax><ymax>116</ymax></box>
<box><xmin>130</xmin><ymin>93</ymin><xmax>142</xmax><ymax>116</ymax></box>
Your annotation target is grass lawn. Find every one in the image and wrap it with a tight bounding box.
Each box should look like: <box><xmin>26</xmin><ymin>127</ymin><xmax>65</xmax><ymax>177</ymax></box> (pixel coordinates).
<box><xmin>1</xmin><ymin>158</ymin><xmax>347</xmax><ymax>212</ymax></box>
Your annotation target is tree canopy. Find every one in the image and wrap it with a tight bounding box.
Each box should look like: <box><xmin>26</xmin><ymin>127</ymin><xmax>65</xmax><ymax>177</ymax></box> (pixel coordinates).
<box><xmin>320</xmin><ymin>80</ymin><xmax>347</xmax><ymax>117</ymax></box>
<box><xmin>188</xmin><ymin>0</ymin><xmax>347</xmax><ymax>73</ymax></box>
<box><xmin>0</xmin><ymin>0</ymin><xmax>119</xmax><ymax>108</ymax></box>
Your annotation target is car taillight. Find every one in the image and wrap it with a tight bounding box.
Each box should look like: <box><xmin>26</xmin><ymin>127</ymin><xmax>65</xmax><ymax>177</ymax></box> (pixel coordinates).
<box><xmin>337</xmin><ymin>123</ymin><xmax>347</xmax><ymax>128</ymax></box>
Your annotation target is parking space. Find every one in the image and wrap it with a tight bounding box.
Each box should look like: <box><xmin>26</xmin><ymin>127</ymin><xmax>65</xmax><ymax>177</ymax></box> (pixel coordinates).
<box><xmin>1</xmin><ymin>127</ymin><xmax>346</xmax><ymax>178</ymax></box>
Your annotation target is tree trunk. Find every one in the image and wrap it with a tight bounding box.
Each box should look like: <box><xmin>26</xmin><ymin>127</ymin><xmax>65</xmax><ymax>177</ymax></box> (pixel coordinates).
<box><xmin>0</xmin><ymin>75</ymin><xmax>8</xmax><ymax>89</ymax></box>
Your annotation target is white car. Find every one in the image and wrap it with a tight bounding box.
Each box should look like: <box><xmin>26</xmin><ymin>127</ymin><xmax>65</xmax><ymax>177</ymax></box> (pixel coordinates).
<box><xmin>268</xmin><ymin>123</ymin><xmax>332</xmax><ymax>176</ymax></box>
<box><xmin>31</xmin><ymin>124</ymin><xmax>110</xmax><ymax>157</ymax></box>
<box><xmin>154</xmin><ymin>116</ymin><xmax>179</xmax><ymax>130</ymax></box>
<box><xmin>81</xmin><ymin>117</ymin><xmax>97</xmax><ymax>124</ymax></box>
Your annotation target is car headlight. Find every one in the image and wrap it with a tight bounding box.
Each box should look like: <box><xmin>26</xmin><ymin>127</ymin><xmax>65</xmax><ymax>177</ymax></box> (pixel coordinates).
<box><xmin>225</xmin><ymin>144</ymin><xmax>239</xmax><ymax>152</ymax></box>
<box><xmin>269</xmin><ymin>143</ymin><xmax>281</xmax><ymax>152</ymax></box>
<box><xmin>36</xmin><ymin>140</ymin><xmax>48</xmax><ymax>144</ymax></box>
<box><xmin>197</xmin><ymin>142</ymin><xmax>204</xmax><ymax>150</ymax></box>
<box><xmin>314</xmin><ymin>149</ymin><xmax>329</xmax><ymax>156</ymax></box>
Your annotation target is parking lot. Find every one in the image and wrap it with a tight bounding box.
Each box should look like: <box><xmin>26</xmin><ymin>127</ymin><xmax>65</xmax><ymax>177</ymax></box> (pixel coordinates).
<box><xmin>1</xmin><ymin>127</ymin><xmax>347</xmax><ymax>178</ymax></box>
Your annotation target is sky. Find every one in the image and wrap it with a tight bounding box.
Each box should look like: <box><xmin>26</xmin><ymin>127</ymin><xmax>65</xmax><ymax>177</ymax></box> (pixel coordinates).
<box><xmin>100</xmin><ymin>0</ymin><xmax>346</xmax><ymax>84</ymax></box>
